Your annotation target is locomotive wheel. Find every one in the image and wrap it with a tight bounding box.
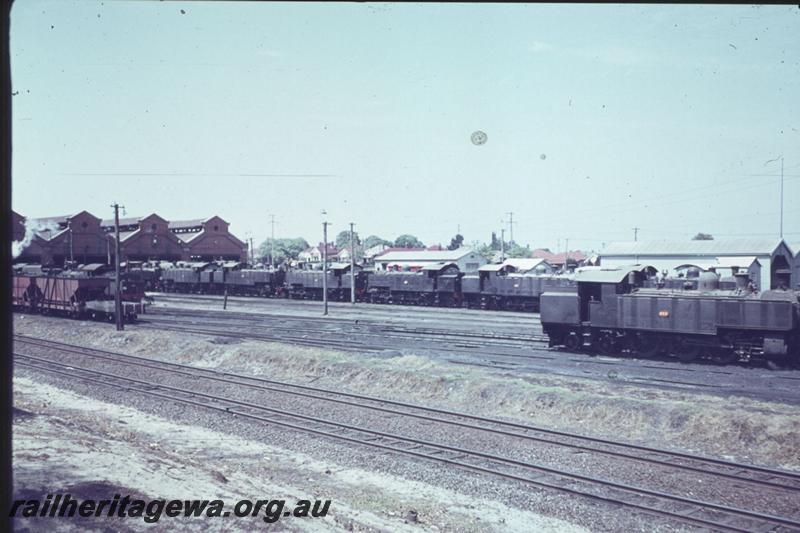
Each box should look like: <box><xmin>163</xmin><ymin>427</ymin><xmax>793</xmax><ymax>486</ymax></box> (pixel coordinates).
<box><xmin>709</xmin><ymin>348</ymin><xmax>737</xmax><ymax>365</ymax></box>
<box><xmin>564</xmin><ymin>333</ymin><xmax>581</xmax><ymax>352</ymax></box>
<box><xmin>633</xmin><ymin>334</ymin><xmax>659</xmax><ymax>358</ymax></box>
<box><xmin>676</xmin><ymin>343</ymin><xmax>700</xmax><ymax>363</ymax></box>
<box><xmin>597</xmin><ymin>335</ymin><xmax>617</xmax><ymax>355</ymax></box>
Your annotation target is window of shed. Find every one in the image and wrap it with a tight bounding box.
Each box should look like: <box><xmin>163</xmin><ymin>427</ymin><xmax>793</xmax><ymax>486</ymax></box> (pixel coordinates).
<box><xmin>151</xmin><ymin>224</ymin><xmax>157</xmax><ymax>232</ymax></box>
<box><xmin>214</xmin><ymin>225</ymin><xmax>219</xmax><ymax>231</ymax></box>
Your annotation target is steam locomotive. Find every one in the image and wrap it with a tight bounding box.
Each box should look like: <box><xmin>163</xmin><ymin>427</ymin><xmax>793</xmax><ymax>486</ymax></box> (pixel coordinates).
<box><xmin>540</xmin><ymin>266</ymin><xmax>800</xmax><ymax>364</ymax></box>
<box><xmin>151</xmin><ymin>260</ymin><xmax>573</xmax><ymax>312</ymax></box>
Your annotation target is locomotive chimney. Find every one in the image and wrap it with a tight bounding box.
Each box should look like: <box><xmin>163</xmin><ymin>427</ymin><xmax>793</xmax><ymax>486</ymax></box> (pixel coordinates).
<box><xmin>734</xmin><ymin>272</ymin><xmax>749</xmax><ymax>290</ymax></box>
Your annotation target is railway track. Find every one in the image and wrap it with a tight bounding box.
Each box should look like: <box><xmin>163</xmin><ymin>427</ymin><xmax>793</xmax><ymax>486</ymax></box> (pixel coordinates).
<box><xmin>145</xmin><ymin>308</ymin><xmax>548</xmax><ymax>346</ymax></box>
<box><xmin>14</xmin><ymin>335</ymin><xmax>800</xmax><ymax>532</ymax></box>
<box><xmin>124</xmin><ymin>312</ymin><xmax>800</xmax><ymax>404</ymax></box>
<box><xmin>150</xmin><ymin>292</ymin><xmax>541</xmax><ymax>320</ymax></box>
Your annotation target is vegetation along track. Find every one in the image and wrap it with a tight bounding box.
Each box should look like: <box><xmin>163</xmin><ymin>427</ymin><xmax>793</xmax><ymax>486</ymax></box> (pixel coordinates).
<box><xmin>14</xmin><ymin>335</ymin><xmax>800</xmax><ymax>532</ymax></box>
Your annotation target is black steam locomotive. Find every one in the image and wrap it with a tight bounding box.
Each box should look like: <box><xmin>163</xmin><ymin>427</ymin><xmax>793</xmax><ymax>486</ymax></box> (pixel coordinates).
<box><xmin>153</xmin><ymin>260</ymin><xmax>573</xmax><ymax>312</ymax></box>
<box><xmin>540</xmin><ymin>266</ymin><xmax>800</xmax><ymax>364</ymax></box>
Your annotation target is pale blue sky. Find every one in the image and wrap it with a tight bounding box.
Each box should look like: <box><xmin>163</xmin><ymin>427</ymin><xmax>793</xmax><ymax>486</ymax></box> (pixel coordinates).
<box><xmin>10</xmin><ymin>2</ymin><xmax>800</xmax><ymax>251</ymax></box>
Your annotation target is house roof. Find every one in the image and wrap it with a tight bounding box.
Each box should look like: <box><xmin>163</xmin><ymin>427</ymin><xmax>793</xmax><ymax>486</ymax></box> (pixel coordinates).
<box><xmin>503</xmin><ymin>258</ymin><xmax>550</xmax><ymax>272</ymax></box>
<box><xmin>600</xmin><ymin>239</ymin><xmax>786</xmax><ymax>257</ymax></box>
<box><xmin>531</xmin><ymin>249</ymin><xmax>587</xmax><ymax>263</ymax></box>
<box><xmin>376</xmin><ymin>248</ymin><xmax>478</xmax><ymax>262</ymax></box>
<box><xmin>479</xmin><ymin>263</ymin><xmax>510</xmax><ymax>272</ymax></box>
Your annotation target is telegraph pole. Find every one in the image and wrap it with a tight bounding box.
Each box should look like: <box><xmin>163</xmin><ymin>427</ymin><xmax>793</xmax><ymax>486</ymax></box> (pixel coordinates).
<box><xmin>564</xmin><ymin>238</ymin><xmax>569</xmax><ymax>274</ymax></box>
<box><xmin>349</xmin><ymin>222</ymin><xmax>356</xmax><ymax>304</ymax></box>
<box><xmin>269</xmin><ymin>214</ymin><xmax>276</xmax><ymax>267</ymax></box>
<box><xmin>322</xmin><ymin>220</ymin><xmax>329</xmax><ymax>315</ymax></box>
<box><xmin>506</xmin><ymin>212</ymin><xmax>515</xmax><ymax>245</ymax></box>
<box><xmin>500</xmin><ymin>229</ymin><xmax>506</xmax><ymax>262</ymax></box>
<box><xmin>111</xmin><ymin>203</ymin><xmax>124</xmax><ymax>331</ymax></box>
<box><xmin>633</xmin><ymin>227</ymin><xmax>639</xmax><ymax>242</ymax></box>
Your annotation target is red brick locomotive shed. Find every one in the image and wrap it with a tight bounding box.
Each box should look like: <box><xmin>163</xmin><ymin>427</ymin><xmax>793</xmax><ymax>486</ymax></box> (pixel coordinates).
<box><xmin>26</xmin><ymin>211</ymin><xmax>111</xmax><ymax>266</ymax></box>
<box><xmin>13</xmin><ymin>211</ymin><xmax>247</xmax><ymax>266</ymax></box>
<box><xmin>100</xmin><ymin>214</ymin><xmax>185</xmax><ymax>262</ymax></box>
<box><xmin>169</xmin><ymin>216</ymin><xmax>247</xmax><ymax>262</ymax></box>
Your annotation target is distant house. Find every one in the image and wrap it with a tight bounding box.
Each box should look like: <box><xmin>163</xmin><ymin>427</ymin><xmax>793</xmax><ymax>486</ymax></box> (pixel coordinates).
<box><xmin>337</xmin><ymin>245</ymin><xmax>364</xmax><ymax>263</ymax></box>
<box><xmin>374</xmin><ymin>247</ymin><xmax>486</xmax><ymax>272</ymax></box>
<box><xmin>298</xmin><ymin>243</ymin><xmax>341</xmax><ymax>266</ymax></box>
<box><xmin>531</xmin><ymin>248</ymin><xmax>588</xmax><ymax>269</ymax></box>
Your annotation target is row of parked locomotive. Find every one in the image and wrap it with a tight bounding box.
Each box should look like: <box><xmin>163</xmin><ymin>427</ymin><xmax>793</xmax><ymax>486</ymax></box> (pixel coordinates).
<box><xmin>540</xmin><ymin>266</ymin><xmax>800</xmax><ymax>365</ymax></box>
<box><xmin>12</xmin><ymin>263</ymin><xmax>146</xmax><ymax>322</ymax></box>
<box><xmin>147</xmin><ymin>260</ymin><xmax>575</xmax><ymax>312</ymax></box>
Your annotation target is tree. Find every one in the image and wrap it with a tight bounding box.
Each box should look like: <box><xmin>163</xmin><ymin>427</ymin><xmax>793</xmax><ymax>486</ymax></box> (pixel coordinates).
<box><xmin>470</xmin><ymin>241</ymin><xmax>495</xmax><ymax>261</ymax></box>
<box><xmin>507</xmin><ymin>243</ymin><xmax>531</xmax><ymax>258</ymax></box>
<box><xmin>448</xmin><ymin>234</ymin><xmax>464</xmax><ymax>250</ymax></box>
<box><xmin>335</xmin><ymin>230</ymin><xmax>360</xmax><ymax>249</ymax></box>
<box><xmin>692</xmin><ymin>233</ymin><xmax>714</xmax><ymax>241</ymax></box>
<box><xmin>362</xmin><ymin>235</ymin><xmax>392</xmax><ymax>250</ymax></box>
<box><xmin>394</xmin><ymin>234</ymin><xmax>424</xmax><ymax>248</ymax></box>
<box><xmin>257</xmin><ymin>237</ymin><xmax>310</xmax><ymax>265</ymax></box>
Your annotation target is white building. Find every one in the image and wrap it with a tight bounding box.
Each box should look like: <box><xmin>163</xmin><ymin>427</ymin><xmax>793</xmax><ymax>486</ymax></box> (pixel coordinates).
<box><xmin>598</xmin><ymin>239</ymin><xmax>794</xmax><ymax>290</ymax></box>
<box><xmin>790</xmin><ymin>242</ymin><xmax>800</xmax><ymax>290</ymax></box>
<box><xmin>374</xmin><ymin>248</ymin><xmax>487</xmax><ymax>272</ymax></box>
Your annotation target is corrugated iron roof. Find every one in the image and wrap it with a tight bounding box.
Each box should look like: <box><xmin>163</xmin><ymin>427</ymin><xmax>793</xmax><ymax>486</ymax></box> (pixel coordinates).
<box><xmin>574</xmin><ymin>265</ymin><xmax>654</xmax><ymax>283</ymax></box>
<box><xmin>174</xmin><ymin>230</ymin><xmax>204</xmax><ymax>243</ymax></box>
<box><xmin>169</xmin><ymin>219</ymin><xmax>207</xmax><ymax>230</ymax></box>
<box><xmin>100</xmin><ymin>216</ymin><xmax>142</xmax><ymax>227</ymax></box>
<box><xmin>601</xmin><ymin>239</ymin><xmax>785</xmax><ymax>257</ymax></box>
<box><xmin>377</xmin><ymin>248</ymin><xmax>478</xmax><ymax>262</ymax></box>
<box><xmin>503</xmin><ymin>258</ymin><xmax>549</xmax><ymax>272</ymax></box>
<box><xmin>714</xmin><ymin>256</ymin><xmax>760</xmax><ymax>268</ymax></box>
<box><xmin>478</xmin><ymin>263</ymin><xmax>508</xmax><ymax>272</ymax></box>
<box><xmin>30</xmin><ymin>214</ymin><xmax>72</xmax><ymax>226</ymax></box>
<box><xmin>421</xmin><ymin>261</ymin><xmax>457</xmax><ymax>271</ymax></box>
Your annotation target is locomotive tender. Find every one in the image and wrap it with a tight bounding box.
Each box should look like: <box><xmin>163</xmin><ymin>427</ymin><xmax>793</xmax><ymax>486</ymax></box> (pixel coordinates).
<box><xmin>541</xmin><ymin>266</ymin><xmax>799</xmax><ymax>364</ymax></box>
<box><xmin>150</xmin><ymin>260</ymin><xmax>570</xmax><ymax>311</ymax></box>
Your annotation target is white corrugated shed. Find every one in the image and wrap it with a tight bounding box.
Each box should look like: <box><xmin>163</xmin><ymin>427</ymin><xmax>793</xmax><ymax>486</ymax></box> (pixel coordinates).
<box><xmin>375</xmin><ymin>248</ymin><xmax>486</xmax><ymax>272</ymax></box>
<box><xmin>600</xmin><ymin>238</ymin><xmax>783</xmax><ymax>256</ymax></box>
<box><xmin>599</xmin><ymin>239</ymin><xmax>793</xmax><ymax>290</ymax></box>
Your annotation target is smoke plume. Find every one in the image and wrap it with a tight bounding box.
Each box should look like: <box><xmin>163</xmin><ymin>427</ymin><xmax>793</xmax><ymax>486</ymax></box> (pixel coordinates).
<box><xmin>11</xmin><ymin>219</ymin><xmax>58</xmax><ymax>259</ymax></box>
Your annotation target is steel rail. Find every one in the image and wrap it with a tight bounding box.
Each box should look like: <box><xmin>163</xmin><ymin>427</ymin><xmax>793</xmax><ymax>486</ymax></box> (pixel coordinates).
<box><xmin>15</xmin><ymin>353</ymin><xmax>799</xmax><ymax>533</ymax></box>
<box><xmin>16</xmin><ymin>336</ymin><xmax>800</xmax><ymax>490</ymax></box>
